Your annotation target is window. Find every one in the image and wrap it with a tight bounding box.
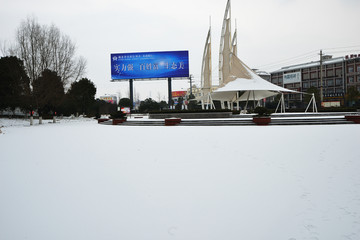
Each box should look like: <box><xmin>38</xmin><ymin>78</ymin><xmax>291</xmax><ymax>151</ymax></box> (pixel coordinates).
<box><xmin>335</xmin><ymin>78</ymin><xmax>343</xmax><ymax>86</ymax></box>
<box><xmin>348</xmin><ymin>66</ymin><xmax>354</xmax><ymax>73</ymax></box>
<box><xmin>327</xmin><ymin>79</ymin><xmax>334</xmax><ymax>86</ymax></box>
<box><xmin>335</xmin><ymin>88</ymin><xmax>343</xmax><ymax>93</ymax></box>
<box><xmin>310</xmin><ymin>72</ymin><xmax>318</xmax><ymax>79</ymax></box>
<box><xmin>348</xmin><ymin>77</ymin><xmax>354</xmax><ymax>83</ymax></box>
<box><xmin>303</xmin><ymin>73</ymin><xmax>310</xmax><ymax>80</ymax></box>
<box><xmin>303</xmin><ymin>82</ymin><xmax>310</xmax><ymax>88</ymax></box>
<box><xmin>326</xmin><ymin>88</ymin><xmax>334</xmax><ymax>94</ymax></box>
<box><xmin>327</xmin><ymin>70</ymin><xmax>334</xmax><ymax>77</ymax></box>
<box><xmin>357</xmin><ymin>65</ymin><xmax>360</xmax><ymax>72</ymax></box>
<box><xmin>311</xmin><ymin>81</ymin><xmax>317</xmax><ymax>87</ymax></box>
<box><xmin>335</xmin><ymin>68</ymin><xmax>342</xmax><ymax>76</ymax></box>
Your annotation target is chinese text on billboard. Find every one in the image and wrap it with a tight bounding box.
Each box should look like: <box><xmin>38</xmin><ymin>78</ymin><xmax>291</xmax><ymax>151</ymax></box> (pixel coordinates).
<box><xmin>111</xmin><ymin>51</ymin><xmax>189</xmax><ymax>80</ymax></box>
<box><xmin>283</xmin><ymin>72</ymin><xmax>301</xmax><ymax>84</ymax></box>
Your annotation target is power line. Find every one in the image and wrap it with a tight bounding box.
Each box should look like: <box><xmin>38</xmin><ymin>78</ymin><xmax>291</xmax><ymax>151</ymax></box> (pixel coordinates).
<box><xmin>325</xmin><ymin>49</ymin><xmax>360</xmax><ymax>54</ymax></box>
<box><xmin>255</xmin><ymin>50</ymin><xmax>319</xmax><ymax>69</ymax></box>
<box><xmin>256</xmin><ymin>54</ymin><xmax>319</xmax><ymax>71</ymax></box>
<box><xmin>323</xmin><ymin>44</ymin><xmax>360</xmax><ymax>51</ymax></box>
<box><xmin>255</xmin><ymin>46</ymin><xmax>360</xmax><ymax>71</ymax></box>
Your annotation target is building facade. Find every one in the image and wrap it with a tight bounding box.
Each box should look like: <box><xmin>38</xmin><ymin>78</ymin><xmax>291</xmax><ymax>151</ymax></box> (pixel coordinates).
<box><xmin>270</xmin><ymin>54</ymin><xmax>360</xmax><ymax>107</ymax></box>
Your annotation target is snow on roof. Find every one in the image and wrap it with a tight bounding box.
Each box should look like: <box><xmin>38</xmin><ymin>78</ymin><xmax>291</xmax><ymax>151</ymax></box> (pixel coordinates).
<box><xmin>254</xmin><ymin>70</ymin><xmax>271</xmax><ymax>76</ymax></box>
<box><xmin>271</xmin><ymin>57</ymin><xmax>344</xmax><ymax>74</ymax></box>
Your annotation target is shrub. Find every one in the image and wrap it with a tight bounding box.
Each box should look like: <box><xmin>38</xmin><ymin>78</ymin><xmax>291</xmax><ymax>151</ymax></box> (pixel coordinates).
<box><xmin>149</xmin><ymin>109</ymin><xmax>232</xmax><ymax>114</ymax></box>
<box><xmin>253</xmin><ymin>107</ymin><xmax>271</xmax><ymax>116</ymax></box>
<box><xmin>110</xmin><ymin>111</ymin><xmax>126</xmax><ymax>119</ymax></box>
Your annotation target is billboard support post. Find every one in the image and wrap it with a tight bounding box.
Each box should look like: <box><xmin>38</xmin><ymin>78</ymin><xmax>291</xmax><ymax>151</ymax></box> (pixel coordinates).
<box><xmin>129</xmin><ymin>79</ymin><xmax>134</xmax><ymax>110</ymax></box>
<box><xmin>168</xmin><ymin>77</ymin><xmax>172</xmax><ymax>108</ymax></box>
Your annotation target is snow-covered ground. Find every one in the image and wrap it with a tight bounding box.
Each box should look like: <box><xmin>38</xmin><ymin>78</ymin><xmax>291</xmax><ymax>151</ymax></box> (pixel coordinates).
<box><xmin>0</xmin><ymin>118</ymin><xmax>360</xmax><ymax>240</ymax></box>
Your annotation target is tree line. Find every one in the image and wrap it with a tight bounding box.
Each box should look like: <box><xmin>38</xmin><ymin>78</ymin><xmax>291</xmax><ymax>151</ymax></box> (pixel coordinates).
<box><xmin>0</xmin><ymin>55</ymin><xmax>100</xmax><ymax>117</ymax></box>
<box><xmin>0</xmin><ymin>17</ymin><xmax>112</xmax><ymax>118</ymax></box>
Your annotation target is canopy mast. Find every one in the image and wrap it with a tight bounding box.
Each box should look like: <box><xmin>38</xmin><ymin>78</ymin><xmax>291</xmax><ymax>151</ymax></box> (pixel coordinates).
<box><xmin>219</xmin><ymin>0</ymin><xmax>232</xmax><ymax>87</ymax></box>
<box><xmin>201</xmin><ymin>18</ymin><xmax>212</xmax><ymax>109</ymax></box>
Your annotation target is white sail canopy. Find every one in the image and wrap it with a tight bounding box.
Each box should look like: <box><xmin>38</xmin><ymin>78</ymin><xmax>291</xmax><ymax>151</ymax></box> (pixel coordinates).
<box><xmin>198</xmin><ymin>0</ymin><xmax>303</xmax><ymax>111</ymax></box>
<box><xmin>212</xmin><ymin>54</ymin><xmax>297</xmax><ymax>101</ymax></box>
<box><xmin>201</xmin><ymin>28</ymin><xmax>212</xmax><ymax>95</ymax></box>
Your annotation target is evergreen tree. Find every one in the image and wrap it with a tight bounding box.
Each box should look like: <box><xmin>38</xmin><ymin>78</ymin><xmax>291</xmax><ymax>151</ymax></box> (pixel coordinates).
<box><xmin>118</xmin><ymin>98</ymin><xmax>132</xmax><ymax>108</ymax></box>
<box><xmin>187</xmin><ymin>100</ymin><xmax>199</xmax><ymax>110</ymax></box>
<box><xmin>67</xmin><ymin>78</ymin><xmax>96</xmax><ymax>115</ymax></box>
<box><xmin>33</xmin><ymin>69</ymin><xmax>64</xmax><ymax>116</ymax></box>
<box><xmin>95</xmin><ymin>99</ymin><xmax>117</xmax><ymax>116</ymax></box>
<box><xmin>346</xmin><ymin>86</ymin><xmax>360</xmax><ymax>107</ymax></box>
<box><xmin>175</xmin><ymin>97</ymin><xmax>184</xmax><ymax>110</ymax></box>
<box><xmin>0</xmin><ymin>56</ymin><xmax>30</xmax><ymax>111</ymax></box>
<box><xmin>159</xmin><ymin>100</ymin><xmax>168</xmax><ymax>110</ymax></box>
<box><xmin>138</xmin><ymin>98</ymin><xmax>160</xmax><ymax>112</ymax></box>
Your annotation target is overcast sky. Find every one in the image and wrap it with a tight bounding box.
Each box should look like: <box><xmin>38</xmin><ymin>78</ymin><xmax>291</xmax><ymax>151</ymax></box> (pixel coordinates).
<box><xmin>1</xmin><ymin>0</ymin><xmax>360</xmax><ymax>100</ymax></box>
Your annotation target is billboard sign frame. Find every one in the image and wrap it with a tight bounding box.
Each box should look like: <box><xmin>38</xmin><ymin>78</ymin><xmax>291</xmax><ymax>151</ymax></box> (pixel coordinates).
<box><xmin>111</xmin><ymin>50</ymin><xmax>189</xmax><ymax>81</ymax></box>
<box><xmin>283</xmin><ymin>71</ymin><xmax>302</xmax><ymax>84</ymax></box>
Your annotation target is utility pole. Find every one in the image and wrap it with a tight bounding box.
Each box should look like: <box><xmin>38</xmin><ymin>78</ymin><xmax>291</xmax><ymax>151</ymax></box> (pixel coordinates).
<box><xmin>320</xmin><ymin>50</ymin><xmax>324</xmax><ymax>104</ymax></box>
<box><xmin>189</xmin><ymin>74</ymin><xmax>193</xmax><ymax>96</ymax></box>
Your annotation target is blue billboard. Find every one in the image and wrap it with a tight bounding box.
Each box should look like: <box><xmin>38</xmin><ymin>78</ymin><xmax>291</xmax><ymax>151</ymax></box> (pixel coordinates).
<box><xmin>111</xmin><ymin>51</ymin><xmax>189</xmax><ymax>80</ymax></box>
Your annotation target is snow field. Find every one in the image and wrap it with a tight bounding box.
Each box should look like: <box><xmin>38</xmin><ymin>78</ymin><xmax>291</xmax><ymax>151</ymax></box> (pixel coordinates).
<box><xmin>0</xmin><ymin>119</ymin><xmax>360</xmax><ymax>240</ymax></box>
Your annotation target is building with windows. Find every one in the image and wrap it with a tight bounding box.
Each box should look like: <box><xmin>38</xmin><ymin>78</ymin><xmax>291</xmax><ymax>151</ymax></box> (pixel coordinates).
<box><xmin>270</xmin><ymin>54</ymin><xmax>360</xmax><ymax>106</ymax></box>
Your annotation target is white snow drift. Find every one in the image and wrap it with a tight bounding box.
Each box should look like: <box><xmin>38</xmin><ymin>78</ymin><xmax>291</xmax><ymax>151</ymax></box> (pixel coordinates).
<box><xmin>0</xmin><ymin>118</ymin><xmax>359</xmax><ymax>240</ymax></box>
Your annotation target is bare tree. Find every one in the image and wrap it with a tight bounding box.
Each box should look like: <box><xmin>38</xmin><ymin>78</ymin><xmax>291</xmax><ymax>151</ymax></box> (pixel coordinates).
<box><xmin>0</xmin><ymin>40</ymin><xmax>10</xmax><ymax>57</ymax></box>
<box><xmin>8</xmin><ymin>16</ymin><xmax>86</xmax><ymax>88</ymax></box>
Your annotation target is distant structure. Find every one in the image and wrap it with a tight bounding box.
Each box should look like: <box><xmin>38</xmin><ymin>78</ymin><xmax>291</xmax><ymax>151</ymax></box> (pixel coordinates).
<box><xmin>253</xmin><ymin>69</ymin><xmax>271</xmax><ymax>81</ymax></box>
<box><xmin>270</xmin><ymin>54</ymin><xmax>360</xmax><ymax>106</ymax></box>
<box><xmin>172</xmin><ymin>91</ymin><xmax>187</xmax><ymax>105</ymax></box>
<box><xmin>187</xmin><ymin>85</ymin><xmax>201</xmax><ymax>99</ymax></box>
<box><xmin>99</xmin><ymin>95</ymin><xmax>118</xmax><ymax>104</ymax></box>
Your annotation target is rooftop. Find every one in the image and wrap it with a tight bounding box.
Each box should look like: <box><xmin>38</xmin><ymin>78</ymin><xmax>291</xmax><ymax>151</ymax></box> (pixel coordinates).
<box><xmin>271</xmin><ymin>56</ymin><xmax>345</xmax><ymax>74</ymax></box>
